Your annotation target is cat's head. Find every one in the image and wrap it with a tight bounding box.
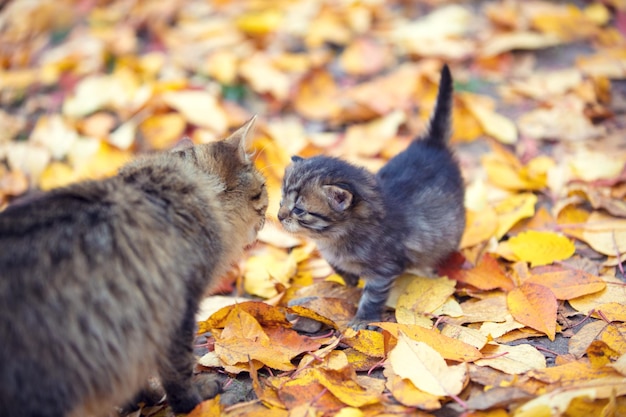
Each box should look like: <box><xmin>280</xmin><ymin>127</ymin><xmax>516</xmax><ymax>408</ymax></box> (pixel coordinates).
<box><xmin>174</xmin><ymin>117</ymin><xmax>268</xmax><ymax>244</ymax></box>
<box><xmin>278</xmin><ymin>155</ymin><xmax>381</xmax><ymax>239</ymax></box>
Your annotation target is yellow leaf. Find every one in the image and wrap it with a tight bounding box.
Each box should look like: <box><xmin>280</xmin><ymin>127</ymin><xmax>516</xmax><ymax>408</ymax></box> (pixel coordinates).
<box><xmin>507</xmin><ymin>230</ymin><xmax>575</xmax><ymax>267</ymax></box>
<box><xmin>388</xmin><ymin>333</ymin><xmax>468</xmax><ymax>397</ymax></box>
<box><xmin>395</xmin><ymin>275</ymin><xmax>456</xmax><ymax>324</ymax></box>
<box><xmin>440</xmin><ymin>324</ymin><xmax>489</xmax><ymax>350</ymax></box>
<box><xmin>481</xmin><ymin>31</ymin><xmax>561</xmax><ymax>57</ymax></box>
<box><xmin>594</xmin><ymin>302</ymin><xmax>626</xmax><ymax>323</ymax></box>
<box><xmin>600</xmin><ymin>324</ymin><xmax>626</xmax><ymax>355</ymax></box>
<box><xmin>343</xmin><ymin>110</ymin><xmax>405</xmax><ymax>158</ymax></box>
<box><xmin>311</xmin><ymin>368</ymin><xmax>382</xmax><ymax>407</ymax></box>
<box><xmin>342</xmin><ymin>329</ymin><xmax>385</xmax><ymax>358</ymax></box>
<box><xmin>569</xmin><ymin>275</ymin><xmax>626</xmax><ymax>315</ymax></box>
<box><xmin>494</xmin><ymin>193</ymin><xmax>537</xmax><ymax>239</ymax></box>
<box><xmin>462</xmin><ymin>93</ymin><xmax>517</xmax><ymax>144</ymax></box>
<box><xmin>507</xmin><ymin>282</ymin><xmax>557</xmax><ymax>340</ymax></box>
<box><xmin>162</xmin><ymin>90</ymin><xmax>227</xmax><ymax>133</ymax></box>
<box><xmin>39</xmin><ymin>161</ymin><xmax>78</xmax><ymax>191</ymax></box>
<box><xmin>569</xmin><ymin>149</ymin><xmax>626</xmax><ymax>182</ymax></box>
<box><xmin>236</xmin><ymin>9</ymin><xmax>283</xmax><ymax>35</ymax></box>
<box><xmin>610</xmin><ymin>354</ymin><xmax>626</xmax><ymax>376</ymax></box>
<box><xmin>293</xmin><ymin>70</ymin><xmax>341</xmax><ymax>121</ymax></box>
<box><xmin>514</xmin><ymin>377</ymin><xmax>626</xmax><ymax>417</ymax></box>
<box><xmin>240</xmin><ymin>53</ymin><xmax>290</xmax><ymax>100</ymax></box>
<box><xmin>243</xmin><ymin>248</ymin><xmax>297</xmax><ymax>298</ymax></box>
<box><xmin>187</xmin><ymin>396</ymin><xmax>223</xmax><ymax>417</ymax></box>
<box><xmin>580</xmin><ymin>211</ymin><xmax>626</xmax><ymax>257</ymax></box>
<box><xmin>384</xmin><ymin>366</ymin><xmax>442</xmax><ymax>409</ymax></box>
<box><xmin>475</xmin><ymin>343</ymin><xmax>546</xmax><ymax>374</ymax></box>
<box><xmin>140</xmin><ymin>113</ymin><xmax>186</xmax><ymax>150</ymax></box>
<box><xmin>377</xmin><ymin>322</ymin><xmax>483</xmax><ymax>362</ymax></box>
<box><xmin>460</xmin><ymin>207</ymin><xmax>498</xmax><ymax>248</ymax></box>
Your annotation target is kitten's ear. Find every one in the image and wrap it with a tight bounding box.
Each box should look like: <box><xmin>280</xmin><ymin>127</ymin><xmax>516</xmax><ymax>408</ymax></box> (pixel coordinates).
<box><xmin>323</xmin><ymin>185</ymin><xmax>353</xmax><ymax>212</ymax></box>
<box><xmin>224</xmin><ymin>116</ymin><xmax>257</xmax><ymax>163</ymax></box>
<box><xmin>291</xmin><ymin>155</ymin><xmax>304</xmax><ymax>163</ymax></box>
<box><xmin>171</xmin><ymin>137</ymin><xmax>194</xmax><ymax>153</ymax></box>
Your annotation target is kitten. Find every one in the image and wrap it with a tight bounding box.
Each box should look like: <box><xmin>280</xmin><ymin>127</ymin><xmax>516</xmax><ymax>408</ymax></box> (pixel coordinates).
<box><xmin>278</xmin><ymin>65</ymin><xmax>465</xmax><ymax>330</ymax></box>
<box><xmin>0</xmin><ymin>118</ymin><xmax>268</xmax><ymax>417</ymax></box>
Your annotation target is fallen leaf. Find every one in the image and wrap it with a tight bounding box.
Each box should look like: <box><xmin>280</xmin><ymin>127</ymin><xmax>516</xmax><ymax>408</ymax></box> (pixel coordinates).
<box><xmin>377</xmin><ymin>322</ymin><xmax>483</xmax><ymax>362</ymax></box>
<box><xmin>162</xmin><ymin>90</ymin><xmax>228</xmax><ymax>133</ymax></box>
<box><xmin>507</xmin><ymin>282</ymin><xmax>558</xmax><ymax>340</ymax></box>
<box><xmin>580</xmin><ymin>211</ymin><xmax>626</xmax><ymax>256</ymax></box>
<box><xmin>494</xmin><ymin>193</ymin><xmax>537</xmax><ymax>239</ymax></box>
<box><xmin>439</xmin><ymin>253</ymin><xmax>514</xmax><ymax>292</ymax></box>
<box><xmin>475</xmin><ymin>343</ymin><xmax>547</xmax><ymax>374</ymax></box>
<box><xmin>507</xmin><ymin>230</ymin><xmax>575</xmax><ymax>267</ymax></box>
<box><xmin>395</xmin><ymin>275</ymin><xmax>456</xmax><ymax>324</ymax></box>
<box><xmin>526</xmin><ymin>266</ymin><xmax>606</xmax><ymax>300</ymax></box>
<box><xmin>388</xmin><ymin>333</ymin><xmax>468</xmax><ymax>397</ymax></box>
<box><xmin>140</xmin><ymin>113</ymin><xmax>186</xmax><ymax>150</ymax></box>
<box><xmin>461</xmin><ymin>93</ymin><xmax>517</xmax><ymax>144</ymax></box>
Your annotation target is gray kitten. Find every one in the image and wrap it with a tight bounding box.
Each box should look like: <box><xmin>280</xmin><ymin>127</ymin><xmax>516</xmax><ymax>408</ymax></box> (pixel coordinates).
<box><xmin>0</xmin><ymin>118</ymin><xmax>268</xmax><ymax>416</ymax></box>
<box><xmin>278</xmin><ymin>65</ymin><xmax>465</xmax><ymax>330</ymax></box>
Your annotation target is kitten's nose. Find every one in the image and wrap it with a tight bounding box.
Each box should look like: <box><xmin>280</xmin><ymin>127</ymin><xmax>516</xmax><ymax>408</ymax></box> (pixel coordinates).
<box><xmin>277</xmin><ymin>208</ymin><xmax>287</xmax><ymax>221</ymax></box>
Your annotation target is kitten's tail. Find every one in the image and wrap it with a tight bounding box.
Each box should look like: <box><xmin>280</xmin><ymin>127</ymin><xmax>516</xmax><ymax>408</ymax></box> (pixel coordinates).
<box><xmin>422</xmin><ymin>64</ymin><xmax>453</xmax><ymax>147</ymax></box>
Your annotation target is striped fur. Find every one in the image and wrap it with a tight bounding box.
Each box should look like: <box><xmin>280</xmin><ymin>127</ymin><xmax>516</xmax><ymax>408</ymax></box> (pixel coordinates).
<box><xmin>0</xmin><ymin>119</ymin><xmax>267</xmax><ymax>416</ymax></box>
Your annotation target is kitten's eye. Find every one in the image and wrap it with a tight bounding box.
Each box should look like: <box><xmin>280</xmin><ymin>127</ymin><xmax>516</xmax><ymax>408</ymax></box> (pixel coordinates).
<box><xmin>292</xmin><ymin>207</ymin><xmax>305</xmax><ymax>216</ymax></box>
<box><xmin>251</xmin><ymin>191</ymin><xmax>263</xmax><ymax>201</ymax></box>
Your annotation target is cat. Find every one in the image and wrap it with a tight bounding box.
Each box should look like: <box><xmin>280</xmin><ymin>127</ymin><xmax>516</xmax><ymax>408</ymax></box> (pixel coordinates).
<box><xmin>0</xmin><ymin>117</ymin><xmax>268</xmax><ymax>417</ymax></box>
<box><xmin>278</xmin><ymin>65</ymin><xmax>465</xmax><ymax>330</ymax></box>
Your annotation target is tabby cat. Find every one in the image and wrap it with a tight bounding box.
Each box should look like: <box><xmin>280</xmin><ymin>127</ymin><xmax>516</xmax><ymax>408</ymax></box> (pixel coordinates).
<box><xmin>278</xmin><ymin>65</ymin><xmax>465</xmax><ymax>330</ymax></box>
<box><xmin>0</xmin><ymin>118</ymin><xmax>268</xmax><ymax>416</ymax></box>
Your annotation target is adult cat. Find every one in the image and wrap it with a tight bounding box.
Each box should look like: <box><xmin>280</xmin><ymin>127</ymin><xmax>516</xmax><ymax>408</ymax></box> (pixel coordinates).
<box><xmin>278</xmin><ymin>65</ymin><xmax>465</xmax><ymax>330</ymax></box>
<box><xmin>0</xmin><ymin>118</ymin><xmax>268</xmax><ymax>416</ymax></box>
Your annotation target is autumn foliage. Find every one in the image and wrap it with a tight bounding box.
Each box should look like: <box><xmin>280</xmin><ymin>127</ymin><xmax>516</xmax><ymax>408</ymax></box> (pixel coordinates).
<box><xmin>2</xmin><ymin>0</ymin><xmax>626</xmax><ymax>416</ymax></box>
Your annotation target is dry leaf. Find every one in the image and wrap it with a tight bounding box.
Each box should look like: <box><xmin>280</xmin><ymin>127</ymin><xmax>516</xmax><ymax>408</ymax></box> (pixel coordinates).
<box><xmin>494</xmin><ymin>193</ymin><xmax>538</xmax><ymax>239</ymax></box>
<box><xmin>475</xmin><ymin>343</ymin><xmax>546</xmax><ymax>374</ymax></box>
<box><xmin>162</xmin><ymin>90</ymin><xmax>227</xmax><ymax>133</ymax></box>
<box><xmin>526</xmin><ymin>266</ymin><xmax>606</xmax><ymax>300</ymax></box>
<box><xmin>507</xmin><ymin>230</ymin><xmax>575</xmax><ymax>267</ymax></box>
<box><xmin>507</xmin><ymin>282</ymin><xmax>558</xmax><ymax>340</ymax></box>
<box><xmin>388</xmin><ymin>333</ymin><xmax>468</xmax><ymax>397</ymax></box>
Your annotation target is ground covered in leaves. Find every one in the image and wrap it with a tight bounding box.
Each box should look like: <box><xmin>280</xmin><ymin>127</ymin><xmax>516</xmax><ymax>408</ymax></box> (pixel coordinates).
<box><xmin>2</xmin><ymin>0</ymin><xmax>626</xmax><ymax>416</ymax></box>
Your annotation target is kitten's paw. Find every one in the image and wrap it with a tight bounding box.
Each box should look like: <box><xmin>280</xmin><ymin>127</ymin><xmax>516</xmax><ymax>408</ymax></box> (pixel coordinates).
<box><xmin>347</xmin><ymin>318</ymin><xmax>380</xmax><ymax>331</ymax></box>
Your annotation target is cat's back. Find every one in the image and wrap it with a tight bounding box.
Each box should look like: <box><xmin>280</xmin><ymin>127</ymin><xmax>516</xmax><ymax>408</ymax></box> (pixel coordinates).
<box><xmin>0</xmin><ymin>159</ymin><xmax>224</xmax><ymax>416</ymax></box>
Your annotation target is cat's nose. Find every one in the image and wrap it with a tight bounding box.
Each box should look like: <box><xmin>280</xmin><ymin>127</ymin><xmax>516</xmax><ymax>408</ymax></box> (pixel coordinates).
<box><xmin>277</xmin><ymin>209</ymin><xmax>287</xmax><ymax>221</ymax></box>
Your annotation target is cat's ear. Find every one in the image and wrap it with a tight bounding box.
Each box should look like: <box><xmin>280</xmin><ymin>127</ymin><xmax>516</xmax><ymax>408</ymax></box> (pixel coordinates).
<box><xmin>323</xmin><ymin>185</ymin><xmax>353</xmax><ymax>212</ymax></box>
<box><xmin>291</xmin><ymin>155</ymin><xmax>304</xmax><ymax>163</ymax></box>
<box><xmin>224</xmin><ymin>116</ymin><xmax>257</xmax><ymax>163</ymax></box>
<box><xmin>171</xmin><ymin>137</ymin><xmax>194</xmax><ymax>153</ymax></box>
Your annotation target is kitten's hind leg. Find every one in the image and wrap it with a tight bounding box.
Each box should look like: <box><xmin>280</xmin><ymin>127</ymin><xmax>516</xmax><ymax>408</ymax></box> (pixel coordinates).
<box><xmin>348</xmin><ymin>277</ymin><xmax>395</xmax><ymax>331</ymax></box>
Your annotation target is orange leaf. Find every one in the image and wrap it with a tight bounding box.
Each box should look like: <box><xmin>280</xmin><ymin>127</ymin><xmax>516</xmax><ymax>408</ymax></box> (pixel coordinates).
<box><xmin>187</xmin><ymin>396</ymin><xmax>223</xmax><ymax>417</ymax></box>
<box><xmin>293</xmin><ymin>69</ymin><xmax>341</xmax><ymax>121</ymax></box>
<box><xmin>526</xmin><ymin>266</ymin><xmax>606</xmax><ymax>300</ymax></box>
<box><xmin>460</xmin><ymin>206</ymin><xmax>498</xmax><ymax>248</ymax></box>
<box><xmin>439</xmin><ymin>253</ymin><xmax>514</xmax><ymax>291</ymax></box>
<box><xmin>507</xmin><ymin>282</ymin><xmax>557</xmax><ymax>340</ymax></box>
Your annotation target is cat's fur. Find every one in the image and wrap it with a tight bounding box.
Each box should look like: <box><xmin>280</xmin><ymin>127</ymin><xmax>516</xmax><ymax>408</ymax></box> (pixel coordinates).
<box><xmin>278</xmin><ymin>65</ymin><xmax>465</xmax><ymax>329</ymax></box>
<box><xmin>0</xmin><ymin>118</ymin><xmax>268</xmax><ymax>417</ymax></box>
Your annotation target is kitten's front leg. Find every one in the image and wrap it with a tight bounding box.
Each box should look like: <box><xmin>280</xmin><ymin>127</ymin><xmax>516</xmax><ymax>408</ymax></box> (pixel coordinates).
<box><xmin>330</xmin><ymin>263</ymin><xmax>360</xmax><ymax>287</ymax></box>
<box><xmin>348</xmin><ymin>277</ymin><xmax>395</xmax><ymax>331</ymax></box>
